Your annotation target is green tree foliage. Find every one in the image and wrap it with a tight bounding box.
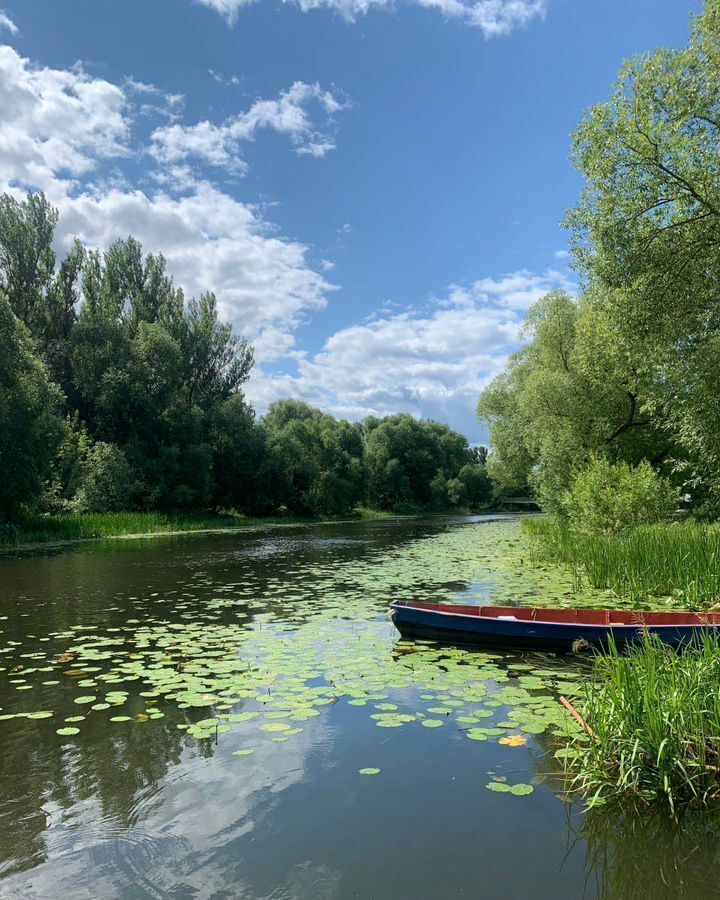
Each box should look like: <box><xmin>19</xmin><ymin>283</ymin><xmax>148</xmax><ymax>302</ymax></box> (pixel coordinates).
<box><xmin>74</xmin><ymin>442</ymin><xmax>140</xmax><ymax>513</ymax></box>
<box><xmin>364</xmin><ymin>414</ymin><xmax>486</xmax><ymax>511</ymax></box>
<box><xmin>0</xmin><ymin>297</ymin><xmax>64</xmax><ymax>521</ymax></box>
<box><xmin>478</xmin><ymin>292</ymin><xmax>671</xmax><ymax>512</ymax></box>
<box><xmin>260</xmin><ymin>401</ymin><xmax>366</xmax><ymax>517</ymax></box>
<box><xmin>210</xmin><ymin>395</ymin><xmax>266</xmax><ymax>512</ymax></box>
<box><xmin>563</xmin><ymin>456</ymin><xmax>680</xmax><ymax>536</ymax></box>
<box><xmin>567</xmin><ymin>0</ymin><xmax>720</xmax><ymax>505</ymax></box>
<box><xmin>0</xmin><ymin>191</ymin><xmax>492</xmax><ymax>523</ymax></box>
<box><xmin>0</xmin><ymin>198</ymin><xmax>256</xmax><ymax>514</ymax></box>
<box><xmin>479</xmin><ymin>2</ymin><xmax>720</xmax><ymax>518</ymax></box>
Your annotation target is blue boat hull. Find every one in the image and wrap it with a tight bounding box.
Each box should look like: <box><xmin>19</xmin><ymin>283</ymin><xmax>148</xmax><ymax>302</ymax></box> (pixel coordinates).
<box><xmin>390</xmin><ymin>603</ymin><xmax>713</xmax><ymax>651</ymax></box>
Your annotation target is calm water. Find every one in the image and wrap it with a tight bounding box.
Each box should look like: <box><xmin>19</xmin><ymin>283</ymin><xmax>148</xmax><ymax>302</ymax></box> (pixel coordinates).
<box><xmin>0</xmin><ymin>515</ymin><xmax>719</xmax><ymax>899</ymax></box>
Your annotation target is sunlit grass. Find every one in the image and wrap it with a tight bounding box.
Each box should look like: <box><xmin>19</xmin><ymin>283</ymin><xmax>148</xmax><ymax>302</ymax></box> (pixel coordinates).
<box><xmin>564</xmin><ymin>636</ymin><xmax>720</xmax><ymax>811</ymax></box>
<box><xmin>524</xmin><ymin>517</ymin><xmax>720</xmax><ymax>605</ymax></box>
<box><xmin>0</xmin><ymin>511</ymin><xmax>253</xmax><ymax>545</ymax></box>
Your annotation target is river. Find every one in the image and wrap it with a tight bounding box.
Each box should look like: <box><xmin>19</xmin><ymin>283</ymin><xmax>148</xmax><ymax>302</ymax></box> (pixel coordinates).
<box><xmin>0</xmin><ymin>515</ymin><xmax>718</xmax><ymax>899</ymax></box>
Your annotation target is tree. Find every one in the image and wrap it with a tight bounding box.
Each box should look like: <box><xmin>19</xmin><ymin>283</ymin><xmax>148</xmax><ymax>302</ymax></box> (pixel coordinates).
<box><xmin>0</xmin><ymin>297</ymin><xmax>64</xmax><ymax>520</ymax></box>
<box><xmin>364</xmin><ymin>414</ymin><xmax>478</xmax><ymax>511</ymax></box>
<box><xmin>477</xmin><ymin>291</ymin><xmax>673</xmax><ymax>512</ymax></box>
<box><xmin>70</xmin><ymin>236</ymin><xmax>253</xmax><ymax>510</ymax></box>
<box><xmin>210</xmin><ymin>395</ymin><xmax>266</xmax><ymax>512</ymax></box>
<box><xmin>567</xmin><ymin>0</ymin><xmax>720</xmax><ymax>504</ymax></box>
<box><xmin>261</xmin><ymin>401</ymin><xmax>366</xmax><ymax>517</ymax></box>
<box><xmin>0</xmin><ymin>193</ymin><xmax>83</xmax><ymax>394</ymax></box>
<box><xmin>74</xmin><ymin>442</ymin><xmax>139</xmax><ymax>513</ymax></box>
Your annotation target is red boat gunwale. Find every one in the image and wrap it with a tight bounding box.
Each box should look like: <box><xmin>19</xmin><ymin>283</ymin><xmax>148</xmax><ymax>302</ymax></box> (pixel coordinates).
<box><xmin>391</xmin><ymin>601</ymin><xmax>720</xmax><ymax>629</ymax></box>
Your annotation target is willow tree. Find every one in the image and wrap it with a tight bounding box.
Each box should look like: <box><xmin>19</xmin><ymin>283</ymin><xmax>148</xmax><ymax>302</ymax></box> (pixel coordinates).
<box><xmin>568</xmin><ymin>0</ymin><xmax>720</xmax><ymax>505</ymax></box>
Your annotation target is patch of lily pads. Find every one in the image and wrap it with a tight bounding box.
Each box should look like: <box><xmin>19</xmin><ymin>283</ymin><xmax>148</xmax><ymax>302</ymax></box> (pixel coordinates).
<box><xmin>0</xmin><ymin>519</ymin><xmax>606</xmax><ymax>803</ymax></box>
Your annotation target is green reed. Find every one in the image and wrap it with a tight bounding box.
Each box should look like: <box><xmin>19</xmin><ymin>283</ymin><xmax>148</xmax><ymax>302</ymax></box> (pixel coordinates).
<box><xmin>0</xmin><ymin>511</ymin><xmax>255</xmax><ymax>545</ymax></box>
<box><xmin>564</xmin><ymin>636</ymin><xmax>720</xmax><ymax>811</ymax></box>
<box><xmin>524</xmin><ymin>518</ymin><xmax>720</xmax><ymax>605</ymax></box>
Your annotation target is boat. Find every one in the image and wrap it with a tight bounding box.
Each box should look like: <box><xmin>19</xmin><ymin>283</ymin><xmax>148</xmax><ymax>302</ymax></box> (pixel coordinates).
<box><xmin>389</xmin><ymin>600</ymin><xmax>720</xmax><ymax>651</ymax></box>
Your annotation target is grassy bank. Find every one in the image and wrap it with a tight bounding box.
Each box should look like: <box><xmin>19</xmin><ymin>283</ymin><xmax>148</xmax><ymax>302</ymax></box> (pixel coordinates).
<box><xmin>0</xmin><ymin>506</ymin><xmax>432</xmax><ymax>548</ymax></box>
<box><xmin>0</xmin><ymin>511</ymin><xmax>272</xmax><ymax>546</ymax></box>
<box><xmin>525</xmin><ymin>517</ymin><xmax>720</xmax><ymax>606</ymax></box>
<box><xmin>562</xmin><ymin>636</ymin><xmax>720</xmax><ymax>811</ymax></box>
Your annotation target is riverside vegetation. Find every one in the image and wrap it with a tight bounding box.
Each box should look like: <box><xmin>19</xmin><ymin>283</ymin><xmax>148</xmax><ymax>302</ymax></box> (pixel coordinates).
<box><xmin>477</xmin><ymin>1</ymin><xmax>720</xmax><ymax>810</ymax></box>
<box><xmin>0</xmin><ymin>199</ymin><xmax>492</xmax><ymax>544</ymax></box>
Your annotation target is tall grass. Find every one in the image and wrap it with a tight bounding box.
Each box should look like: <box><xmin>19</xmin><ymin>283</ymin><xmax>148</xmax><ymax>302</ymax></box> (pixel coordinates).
<box><xmin>525</xmin><ymin>517</ymin><xmax>720</xmax><ymax>605</ymax></box>
<box><xmin>0</xmin><ymin>507</ymin><xmax>414</xmax><ymax>547</ymax></box>
<box><xmin>0</xmin><ymin>511</ymin><xmax>260</xmax><ymax>546</ymax></box>
<box><xmin>564</xmin><ymin>636</ymin><xmax>720</xmax><ymax>811</ymax></box>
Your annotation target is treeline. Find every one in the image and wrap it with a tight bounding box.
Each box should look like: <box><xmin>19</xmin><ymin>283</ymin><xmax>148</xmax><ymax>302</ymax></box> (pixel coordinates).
<box><xmin>0</xmin><ymin>194</ymin><xmax>491</xmax><ymax>526</ymax></box>
<box><xmin>478</xmin><ymin>0</ymin><xmax>720</xmax><ymax>528</ymax></box>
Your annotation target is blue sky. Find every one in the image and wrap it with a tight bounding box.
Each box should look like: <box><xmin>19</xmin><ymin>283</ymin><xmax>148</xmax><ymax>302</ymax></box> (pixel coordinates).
<box><xmin>0</xmin><ymin>0</ymin><xmax>697</xmax><ymax>440</ymax></box>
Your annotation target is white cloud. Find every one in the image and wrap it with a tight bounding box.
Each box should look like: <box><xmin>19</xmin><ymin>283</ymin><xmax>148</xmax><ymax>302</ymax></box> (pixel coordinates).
<box><xmin>0</xmin><ymin>45</ymin><xmax>130</xmax><ymax>190</ymax></box>
<box><xmin>0</xmin><ymin>10</ymin><xmax>17</xmax><ymax>34</ymax></box>
<box><xmin>209</xmin><ymin>68</ymin><xmax>241</xmax><ymax>86</ymax></box>
<box><xmin>0</xmin><ymin>43</ymin><xmax>338</xmax><ymax>362</ymax></box>
<box><xmin>57</xmin><ymin>183</ymin><xmax>334</xmax><ymax>361</ymax></box>
<box><xmin>195</xmin><ymin>0</ymin><xmax>546</xmax><ymax>36</ymax></box>
<box><xmin>246</xmin><ymin>267</ymin><xmax>575</xmax><ymax>435</ymax></box>
<box><xmin>149</xmin><ymin>81</ymin><xmax>346</xmax><ymax>170</ymax></box>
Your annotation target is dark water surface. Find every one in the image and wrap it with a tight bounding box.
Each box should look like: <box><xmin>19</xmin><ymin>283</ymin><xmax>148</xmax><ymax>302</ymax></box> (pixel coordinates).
<box><xmin>1</xmin><ymin>516</ymin><xmax>719</xmax><ymax>899</ymax></box>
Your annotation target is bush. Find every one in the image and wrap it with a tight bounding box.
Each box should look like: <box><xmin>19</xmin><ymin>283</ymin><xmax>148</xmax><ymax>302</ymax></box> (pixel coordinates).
<box><xmin>563</xmin><ymin>456</ymin><xmax>680</xmax><ymax>536</ymax></box>
<box><xmin>74</xmin><ymin>442</ymin><xmax>139</xmax><ymax>513</ymax></box>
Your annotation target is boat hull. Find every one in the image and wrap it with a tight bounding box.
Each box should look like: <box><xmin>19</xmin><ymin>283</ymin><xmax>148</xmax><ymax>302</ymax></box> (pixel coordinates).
<box><xmin>390</xmin><ymin>602</ymin><xmax>719</xmax><ymax>651</ymax></box>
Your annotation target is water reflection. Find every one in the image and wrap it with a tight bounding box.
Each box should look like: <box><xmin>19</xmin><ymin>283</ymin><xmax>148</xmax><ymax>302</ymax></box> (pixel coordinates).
<box><xmin>575</xmin><ymin>804</ymin><xmax>720</xmax><ymax>899</ymax></box>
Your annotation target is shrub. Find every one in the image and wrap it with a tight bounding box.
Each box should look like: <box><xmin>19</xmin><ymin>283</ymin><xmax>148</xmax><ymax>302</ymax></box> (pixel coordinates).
<box><xmin>563</xmin><ymin>456</ymin><xmax>680</xmax><ymax>536</ymax></box>
<box><xmin>74</xmin><ymin>442</ymin><xmax>139</xmax><ymax>513</ymax></box>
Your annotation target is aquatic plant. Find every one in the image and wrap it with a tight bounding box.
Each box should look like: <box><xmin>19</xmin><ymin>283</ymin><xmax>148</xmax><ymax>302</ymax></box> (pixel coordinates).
<box><xmin>525</xmin><ymin>517</ymin><xmax>720</xmax><ymax>605</ymax></box>
<box><xmin>562</xmin><ymin>635</ymin><xmax>720</xmax><ymax>811</ymax></box>
<box><xmin>0</xmin><ymin>520</ymin><xmax>584</xmax><ymax>799</ymax></box>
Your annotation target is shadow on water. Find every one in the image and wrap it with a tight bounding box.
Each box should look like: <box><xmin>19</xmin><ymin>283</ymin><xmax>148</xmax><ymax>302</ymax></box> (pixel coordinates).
<box><xmin>569</xmin><ymin>803</ymin><xmax>720</xmax><ymax>899</ymax></box>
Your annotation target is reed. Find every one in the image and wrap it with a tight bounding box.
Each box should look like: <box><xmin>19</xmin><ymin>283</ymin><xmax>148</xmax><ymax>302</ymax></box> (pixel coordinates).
<box><xmin>564</xmin><ymin>636</ymin><xmax>720</xmax><ymax>811</ymax></box>
<box><xmin>0</xmin><ymin>511</ymin><xmax>260</xmax><ymax>546</ymax></box>
<box><xmin>524</xmin><ymin>518</ymin><xmax>720</xmax><ymax>605</ymax></box>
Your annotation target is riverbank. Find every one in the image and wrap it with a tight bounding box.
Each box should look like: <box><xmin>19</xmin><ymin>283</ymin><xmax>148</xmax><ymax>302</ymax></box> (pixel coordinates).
<box><xmin>524</xmin><ymin>517</ymin><xmax>720</xmax><ymax>607</ymax></box>
<box><xmin>0</xmin><ymin>506</ymin><xmax>460</xmax><ymax>551</ymax></box>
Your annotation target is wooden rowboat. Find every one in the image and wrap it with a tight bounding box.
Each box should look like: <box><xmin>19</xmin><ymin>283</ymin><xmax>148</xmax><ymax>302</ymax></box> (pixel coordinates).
<box><xmin>389</xmin><ymin>600</ymin><xmax>720</xmax><ymax>651</ymax></box>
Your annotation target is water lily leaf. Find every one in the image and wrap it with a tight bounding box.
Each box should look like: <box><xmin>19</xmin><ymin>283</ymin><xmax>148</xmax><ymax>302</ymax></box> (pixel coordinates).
<box><xmin>486</xmin><ymin>782</ymin><xmax>511</xmax><ymax>792</ymax></box>
<box><xmin>510</xmin><ymin>783</ymin><xmax>534</xmax><ymax>796</ymax></box>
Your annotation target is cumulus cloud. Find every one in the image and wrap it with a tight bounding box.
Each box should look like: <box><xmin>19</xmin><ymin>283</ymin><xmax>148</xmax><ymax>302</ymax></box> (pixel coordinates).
<box><xmin>149</xmin><ymin>81</ymin><xmax>346</xmax><ymax>170</ymax></box>
<box><xmin>246</xmin><ymin>268</ymin><xmax>575</xmax><ymax>435</ymax></box>
<box><xmin>195</xmin><ymin>0</ymin><xmax>546</xmax><ymax>36</ymax></box>
<box><xmin>0</xmin><ymin>43</ymin><xmax>341</xmax><ymax>361</ymax></box>
<box><xmin>0</xmin><ymin>45</ymin><xmax>130</xmax><ymax>190</ymax></box>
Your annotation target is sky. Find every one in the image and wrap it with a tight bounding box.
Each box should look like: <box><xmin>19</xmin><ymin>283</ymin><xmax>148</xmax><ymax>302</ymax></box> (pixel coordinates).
<box><xmin>0</xmin><ymin>0</ymin><xmax>698</xmax><ymax>441</ymax></box>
